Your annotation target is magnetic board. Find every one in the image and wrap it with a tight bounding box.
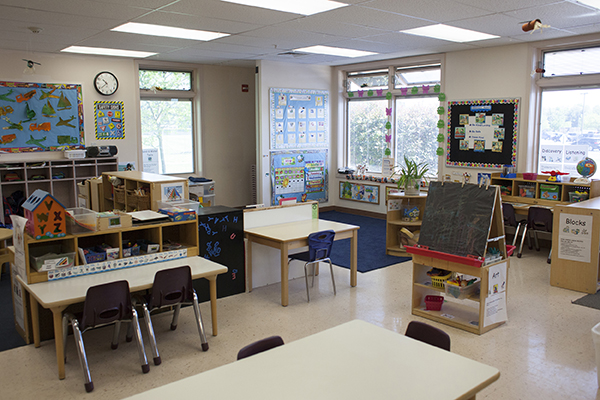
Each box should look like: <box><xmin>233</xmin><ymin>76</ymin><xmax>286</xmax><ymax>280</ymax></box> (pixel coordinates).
<box><xmin>418</xmin><ymin>181</ymin><xmax>497</xmax><ymax>258</ymax></box>
<box><xmin>446</xmin><ymin>98</ymin><xmax>519</xmax><ymax>168</ymax></box>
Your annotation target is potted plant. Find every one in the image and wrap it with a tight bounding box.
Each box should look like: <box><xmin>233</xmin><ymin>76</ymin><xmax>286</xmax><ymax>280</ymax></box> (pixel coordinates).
<box><xmin>394</xmin><ymin>156</ymin><xmax>429</xmax><ymax>195</ymax></box>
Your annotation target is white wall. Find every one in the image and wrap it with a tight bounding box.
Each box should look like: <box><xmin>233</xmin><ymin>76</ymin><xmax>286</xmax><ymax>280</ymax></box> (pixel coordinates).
<box><xmin>0</xmin><ymin>49</ymin><xmax>256</xmax><ymax>207</ymax></box>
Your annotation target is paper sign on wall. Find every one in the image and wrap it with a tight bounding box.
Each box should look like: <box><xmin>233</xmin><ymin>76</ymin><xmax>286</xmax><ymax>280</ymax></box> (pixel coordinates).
<box><xmin>557</xmin><ymin>213</ymin><xmax>593</xmax><ymax>263</ymax></box>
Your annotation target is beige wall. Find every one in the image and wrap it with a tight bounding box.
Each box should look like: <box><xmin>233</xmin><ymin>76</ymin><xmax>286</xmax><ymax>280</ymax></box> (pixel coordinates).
<box><xmin>0</xmin><ymin>49</ymin><xmax>256</xmax><ymax>207</ymax></box>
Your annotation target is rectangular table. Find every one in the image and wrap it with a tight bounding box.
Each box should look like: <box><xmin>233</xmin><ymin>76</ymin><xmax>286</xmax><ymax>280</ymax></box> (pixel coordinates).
<box><xmin>125</xmin><ymin>319</ymin><xmax>500</xmax><ymax>400</ymax></box>
<box><xmin>17</xmin><ymin>256</ymin><xmax>227</xmax><ymax>380</ymax></box>
<box><xmin>244</xmin><ymin>219</ymin><xmax>359</xmax><ymax>306</ymax></box>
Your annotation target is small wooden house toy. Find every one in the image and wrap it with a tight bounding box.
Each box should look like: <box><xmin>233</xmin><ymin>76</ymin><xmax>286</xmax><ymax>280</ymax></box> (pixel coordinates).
<box><xmin>22</xmin><ymin>189</ymin><xmax>67</xmax><ymax>239</ymax></box>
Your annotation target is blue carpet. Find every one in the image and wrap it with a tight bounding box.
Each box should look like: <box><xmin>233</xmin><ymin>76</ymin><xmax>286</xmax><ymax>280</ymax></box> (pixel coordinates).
<box><xmin>0</xmin><ymin>270</ymin><xmax>27</xmax><ymax>352</ymax></box>
<box><xmin>319</xmin><ymin>211</ymin><xmax>411</xmax><ymax>273</ymax></box>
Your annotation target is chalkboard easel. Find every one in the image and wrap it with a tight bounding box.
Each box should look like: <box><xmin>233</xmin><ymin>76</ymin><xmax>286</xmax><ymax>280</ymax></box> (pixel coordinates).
<box><xmin>417</xmin><ymin>181</ymin><xmax>506</xmax><ymax>263</ymax></box>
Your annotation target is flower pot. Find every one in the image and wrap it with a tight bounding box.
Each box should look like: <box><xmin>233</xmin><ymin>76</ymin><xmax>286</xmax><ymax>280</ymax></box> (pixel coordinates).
<box><xmin>403</xmin><ymin>179</ymin><xmax>421</xmax><ymax>195</ymax></box>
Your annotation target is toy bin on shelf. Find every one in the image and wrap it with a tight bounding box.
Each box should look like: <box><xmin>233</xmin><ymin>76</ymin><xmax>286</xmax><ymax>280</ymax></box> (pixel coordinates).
<box><xmin>78</xmin><ymin>247</ymin><xmax>106</xmax><ymax>264</ymax></box>
<box><xmin>425</xmin><ymin>295</ymin><xmax>444</xmax><ymax>311</ymax></box>
<box><xmin>65</xmin><ymin>207</ymin><xmax>98</xmax><ymax>234</ymax></box>
<box><xmin>519</xmin><ymin>185</ymin><xmax>535</xmax><ymax>198</ymax></box>
<box><xmin>30</xmin><ymin>244</ymin><xmax>76</xmax><ymax>272</ymax></box>
<box><xmin>540</xmin><ymin>184</ymin><xmax>560</xmax><ymax>201</ymax></box>
<box><xmin>445</xmin><ymin>280</ymin><xmax>480</xmax><ymax>300</ymax></box>
<box><xmin>569</xmin><ymin>192</ymin><xmax>589</xmax><ymax>202</ymax></box>
<box><xmin>431</xmin><ymin>272</ymin><xmax>452</xmax><ymax>289</ymax></box>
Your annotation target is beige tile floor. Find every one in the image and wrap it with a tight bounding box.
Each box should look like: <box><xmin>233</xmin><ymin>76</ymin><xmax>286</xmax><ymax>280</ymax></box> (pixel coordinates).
<box><xmin>2</xmin><ymin>249</ymin><xmax>600</xmax><ymax>399</ymax></box>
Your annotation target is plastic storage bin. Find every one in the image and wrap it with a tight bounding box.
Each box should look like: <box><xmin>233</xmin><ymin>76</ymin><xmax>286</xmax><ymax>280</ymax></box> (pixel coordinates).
<box><xmin>431</xmin><ymin>272</ymin><xmax>452</xmax><ymax>289</ymax></box>
<box><xmin>30</xmin><ymin>245</ymin><xmax>75</xmax><ymax>271</ymax></box>
<box><xmin>445</xmin><ymin>280</ymin><xmax>480</xmax><ymax>300</ymax></box>
<box><xmin>66</xmin><ymin>207</ymin><xmax>98</xmax><ymax>234</ymax></box>
<box><xmin>425</xmin><ymin>295</ymin><xmax>444</xmax><ymax>311</ymax></box>
<box><xmin>519</xmin><ymin>185</ymin><xmax>535</xmax><ymax>198</ymax></box>
<box><xmin>569</xmin><ymin>191</ymin><xmax>589</xmax><ymax>202</ymax></box>
<box><xmin>540</xmin><ymin>184</ymin><xmax>560</xmax><ymax>201</ymax></box>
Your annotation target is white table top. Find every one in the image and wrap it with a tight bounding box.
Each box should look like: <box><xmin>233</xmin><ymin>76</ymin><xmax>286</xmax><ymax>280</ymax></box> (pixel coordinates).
<box><xmin>125</xmin><ymin>319</ymin><xmax>500</xmax><ymax>400</ymax></box>
<box><xmin>17</xmin><ymin>257</ymin><xmax>228</xmax><ymax>308</ymax></box>
<box><xmin>244</xmin><ymin>219</ymin><xmax>358</xmax><ymax>242</ymax></box>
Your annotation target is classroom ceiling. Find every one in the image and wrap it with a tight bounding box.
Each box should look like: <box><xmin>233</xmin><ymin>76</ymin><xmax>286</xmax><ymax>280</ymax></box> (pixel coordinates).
<box><xmin>2</xmin><ymin>0</ymin><xmax>600</xmax><ymax>67</ymax></box>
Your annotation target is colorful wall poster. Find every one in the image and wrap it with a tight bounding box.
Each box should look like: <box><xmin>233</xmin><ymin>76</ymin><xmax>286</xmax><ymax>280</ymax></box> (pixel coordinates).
<box><xmin>270</xmin><ymin>88</ymin><xmax>329</xmax><ymax>149</ymax></box>
<box><xmin>339</xmin><ymin>181</ymin><xmax>380</xmax><ymax>204</ymax></box>
<box><xmin>270</xmin><ymin>150</ymin><xmax>328</xmax><ymax>205</ymax></box>
<box><xmin>0</xmin><ymin>81</ymin><xmax>84</xmax><ymax>152</ymax></box>
<box><xmin>161</xmin><ymin>183</ymin><xmax>185</xmax><ymax>202</ymax></box>
<box><xmin>446</xmin><ymin>98</ymin><xmax>519</xmax><ymax>168</ymax></box>
<box><xmin>95</xmin><ymin>101</ymin><xmax>125</xmax><ymax>140</ymax></box>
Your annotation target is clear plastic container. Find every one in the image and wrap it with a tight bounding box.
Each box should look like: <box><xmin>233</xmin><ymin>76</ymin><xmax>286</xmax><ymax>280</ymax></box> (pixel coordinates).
<box><xmin>66</xmin><ymin>207</ymin><xmax>98</xmax><ymax>233</ymax></box>
<box><xmin>445</xmin><ymin>280</ymin><xmax>480</xmax><ymax>300</ymax></box>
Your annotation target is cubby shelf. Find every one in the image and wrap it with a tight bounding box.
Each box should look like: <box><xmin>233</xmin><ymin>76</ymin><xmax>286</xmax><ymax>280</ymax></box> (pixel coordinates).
<box><xmin>386</xmin><ymin>192</ymin><xmax>428</xmax><ymax>256</ymax></box>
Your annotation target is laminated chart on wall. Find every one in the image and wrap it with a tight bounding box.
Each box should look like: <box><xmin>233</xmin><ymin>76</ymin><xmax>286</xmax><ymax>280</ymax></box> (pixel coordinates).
<box><xmin>271</xmin><ymin>150</ymin><xmax>328</xmax><ymax>205</ymax></box>
<box><xmin>0</xmin><ymin>81</ymin><xmax>84</xmax><ymax>152</ymax></box>
<box><xmin>446</xmin><ymin>98</ymin><xmax>519</xmax><ymax>168</ymax></box>
<box><xmin>269</xmin><ymin>88</ymin><xmax>329</xmax><ymax>149</ymax></box>
<box><xmin>95</xmin><ymin>101</ymin><xmax>125</xmax><ymax>140</ymax></box>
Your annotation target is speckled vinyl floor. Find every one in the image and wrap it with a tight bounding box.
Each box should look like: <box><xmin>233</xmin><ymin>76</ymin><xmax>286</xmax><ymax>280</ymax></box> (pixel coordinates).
<box><xmin>2</xmin><ymin>249</ymin><xmax>599</xmax><ymax>399</ymax></box>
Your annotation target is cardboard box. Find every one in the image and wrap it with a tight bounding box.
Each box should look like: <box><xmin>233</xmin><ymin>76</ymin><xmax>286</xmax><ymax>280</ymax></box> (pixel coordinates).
<box><xmin>97</xmin><ymin>211</ymin><xmax>132</xmax><ymax>230</ymax></box>
<box><xmin>159</xmin><ymin>206</ymin><xmax>196</xmax><ymax>221</ymax></box>
<box><xmin>89</xmin><ymin>178</ymin><xmax>103</xmax><ymax>212</ymax></box>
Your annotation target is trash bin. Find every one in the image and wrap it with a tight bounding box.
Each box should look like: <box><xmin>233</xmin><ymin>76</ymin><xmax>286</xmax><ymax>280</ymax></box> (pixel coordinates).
<box><xmin>592</xmin><ymin>322</ymin><xmax>600</xmax><ymax>386</ymax></box>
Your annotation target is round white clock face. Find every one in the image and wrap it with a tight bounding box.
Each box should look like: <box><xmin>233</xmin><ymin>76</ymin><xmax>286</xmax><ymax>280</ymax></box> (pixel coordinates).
<box><xmin>94</xmin><ymin>71</ymin><xmax>118</xmax><ymax>96</ymax></box>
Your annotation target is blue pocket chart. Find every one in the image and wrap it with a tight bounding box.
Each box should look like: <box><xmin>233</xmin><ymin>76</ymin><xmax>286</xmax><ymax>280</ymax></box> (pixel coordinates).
<box><xmin>271</xmin><ymin>150</ymin><xmax>328</xmax><ymax>205</ymax></box>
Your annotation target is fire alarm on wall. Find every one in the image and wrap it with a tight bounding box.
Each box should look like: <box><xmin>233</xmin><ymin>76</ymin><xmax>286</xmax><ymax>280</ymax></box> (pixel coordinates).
<box><xmin>241</xmin><ymin>84</ymin><xmax>249</xmax><ymax>92</ymax></box>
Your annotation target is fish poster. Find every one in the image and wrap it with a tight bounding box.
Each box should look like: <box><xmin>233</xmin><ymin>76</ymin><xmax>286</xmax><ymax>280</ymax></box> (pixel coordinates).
<box><xmin>95</xmin><ymin>101</ymin><xmax>125</xmax><ymax>140</ymax></box>
<box><xmin>0</xmin><ymin>81</ymin><xmax>84</xmax><ymax>152</ymax></box>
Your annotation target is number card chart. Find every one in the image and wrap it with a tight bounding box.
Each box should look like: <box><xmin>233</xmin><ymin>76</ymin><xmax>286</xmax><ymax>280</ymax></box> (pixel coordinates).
<box><xmin>94</xmin><ymin>101</ymin><xmax>125</xmax><ymax>140</ymax></box>
<box><xmin>446</xmin><ymin>98</ymin><xmax>519</xmax><ymax>169</ymax></box>
<box><xmin>270</xmin><ymin>150</ymin><xmax>328</xmax><ymax>205</ymax></box>
<box><xmin>270</xmin><ymin>88</ymin><xmax>329</xmax><ymax>149</ymax></box>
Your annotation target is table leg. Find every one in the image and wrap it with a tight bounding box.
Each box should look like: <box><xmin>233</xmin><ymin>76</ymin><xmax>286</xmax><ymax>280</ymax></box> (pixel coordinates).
<box><xmin>280</xmin><ymin>242</ymin><xmax>289</xmax><ymax>307</ymax></box>
<box><xmin>208</xmin><ymin>277</ymin><xmax>218</xmax><ymax>336</ymax></box>
<box><xmin>246</xmin><ymin>237</ymin><xmax>253</xmax><ymax>292</ymax></box>
<box><xmin>350</xmin><ymin>229</ymin><xmax>358</xmax><ymax>287</ymax></box>
<box><xmin>30</xmin><ymin>293</ymin><xmax>40</xmax><ymax>348</ymax></box>
<box><xmin>51</xmin><ymin>306</ymin><xmax>67</xmax><ymax>380</ymax></box>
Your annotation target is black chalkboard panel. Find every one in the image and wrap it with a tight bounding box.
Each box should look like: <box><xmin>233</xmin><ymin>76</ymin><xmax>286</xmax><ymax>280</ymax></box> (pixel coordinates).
<box><xmin>418</xmin><ymin>181</ymin><xmax>496</xmax><ymax>258</ymax></box>
<box><xmin>193</xmin><ymin>206</ymin><xmax>245</xmax><ymax>303</ymax></box>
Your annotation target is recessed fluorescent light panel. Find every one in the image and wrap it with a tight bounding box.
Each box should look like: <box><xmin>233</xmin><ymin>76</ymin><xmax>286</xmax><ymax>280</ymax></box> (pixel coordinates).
<box><xmin>112</xmin><ymin>22</ymin><xmax>229</xmax><ymax>41</ymax></box>
<box><xmin>400</xmin><ymin>24</ymin><xmax>499</xmax><ymax>43</ymax></box>
<box><xmin>577</xmin><ymin>0</ymin><xmax>600</xmax><ymax>9</ymax></box>
<box><xmin>294</xmin><ymin>45</ymin><xmax>376</xmax><ymax>58</ymax></box>
<box><xmin>220</xmin><ymin>0</ymin><xmax>347</xmax><ymax>15</ymax></box>
<box><xmin>61</xmin><ymin>46</ymin><xmax>156</xmax><ymax>58</ymax></box>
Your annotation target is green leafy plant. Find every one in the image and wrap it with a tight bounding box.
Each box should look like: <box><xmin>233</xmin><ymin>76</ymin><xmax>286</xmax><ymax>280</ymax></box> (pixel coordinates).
<box><xmin>394</xmin><ymin>156</ymin><xmax>429</xmax><ymax>191</ymax></box>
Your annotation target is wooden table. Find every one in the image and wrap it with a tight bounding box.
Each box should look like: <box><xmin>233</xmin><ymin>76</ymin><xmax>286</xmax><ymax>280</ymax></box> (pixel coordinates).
<box><xmin>17</xmin><ymin>256</ymin><xmax>227</xmax><ymax>380</ymax></box>
<box><xmin>245</xmin><ymin>219</ymin><xmax>359</xmax><ymax>306</ymax></box>
<box><xmin>124</xmin><ymin>319</ymin><xmax>500</xmax><ymax>400</ymax></box>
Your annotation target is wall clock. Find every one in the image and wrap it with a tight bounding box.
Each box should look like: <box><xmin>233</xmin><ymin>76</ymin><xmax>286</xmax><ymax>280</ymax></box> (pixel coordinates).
<box><xmin>94</xmin><ymin>71</ymin><xmax>118</xmax><ymax>96</ymax></box>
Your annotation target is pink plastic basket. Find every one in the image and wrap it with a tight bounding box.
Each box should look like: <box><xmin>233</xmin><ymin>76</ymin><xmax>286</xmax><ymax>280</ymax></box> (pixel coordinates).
<box><xmin>425</xmin><ymin>295</ymin><xmax>444</xmax><ymax>311</ymax></box>
<box><xmin>523</xmin><ymin>173</ymin><xmax>538</xmax><ymax>180</ymax></box>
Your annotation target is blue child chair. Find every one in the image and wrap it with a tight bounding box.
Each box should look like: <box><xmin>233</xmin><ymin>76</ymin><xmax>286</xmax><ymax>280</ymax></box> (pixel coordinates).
<box><xmin>288</xmin><ymin>230</ymin><xmax>337</xmax><ymax>302</ymax></box>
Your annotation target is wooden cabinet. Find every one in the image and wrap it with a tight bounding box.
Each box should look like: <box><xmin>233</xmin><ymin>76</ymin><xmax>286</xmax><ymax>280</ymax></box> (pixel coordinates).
<box><xmin>23</xmin><ymin>218</ymin><xmax>199</xmax><ymax>284</ymax></box>
<box><xmin>101</xmin><ymin>171</ymin><xmax>189</xmax><ymax>212</ymax></box>
<box><xmin>410</xmin><ymin>252</ymin><xmax>508</xmax><ymax>335</ymax></box>
<box><xmin>386</xmin><ymin>192</ymin><xmax>427</xmax><ymax>256</ymax></box>
<box><xmin>0</xmin><ymin>157</ymin><xmax>117</xmax><ymax>223</ymax></box>
<box><xmin>490</xmin><ymin>173</ymin><xmax>600</xmax><ymax>207</ymax></box>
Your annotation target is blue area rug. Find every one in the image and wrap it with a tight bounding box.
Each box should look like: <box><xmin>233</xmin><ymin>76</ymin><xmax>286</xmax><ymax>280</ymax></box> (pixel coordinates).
<box><xmin>319</xmin><ymin>211</ymin><xmax>411</xmax><ymax>273</ymax></box>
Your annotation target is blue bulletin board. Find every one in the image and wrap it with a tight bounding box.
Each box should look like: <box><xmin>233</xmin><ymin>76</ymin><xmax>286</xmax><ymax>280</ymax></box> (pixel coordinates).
<box><xmin>270</xmin><ymin>88</ymin><xmax>329</xmax><ymax>149</ymax></box>
<box><xmin>270</xmin><ymin>150</ymin><xmax>328</xmax><ymax>205</ymax></box>
<box><xmin>0</xmin><ymin>81</ymin><xmax>84</xmax><ymax>152</ymax></box>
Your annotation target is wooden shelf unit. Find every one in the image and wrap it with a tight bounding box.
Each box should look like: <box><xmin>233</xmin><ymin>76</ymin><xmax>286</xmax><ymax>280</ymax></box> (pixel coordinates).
<box><xmin>0</xmin><ymin>157</ymin><xmax>117</xmax><ymax>222</ymax></box>
<box><xmin>386</xmin><ymin>192</ymin><xmax>428</xmax><ymax>256</ymax></box>
<box><xmin>101</xmin><ymin>171</ymin><xmax>189</xmax><ymax>212</ymax></box>
<box><xmin>410</xmin><ymin>254</ymin><xmax>508</xmax><ymax>335</ymax></box>
<box><xmin>23</xmin><ymin>218</ymin><xmax>199</xmax><ymax>284</ymax></box>
<box><xmin>490</xmin><ymin>172</ymin><xmax>600</xmax><ymax>207</ymax></box>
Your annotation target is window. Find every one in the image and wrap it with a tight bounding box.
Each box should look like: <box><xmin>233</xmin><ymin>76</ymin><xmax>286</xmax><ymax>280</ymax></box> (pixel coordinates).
<box><xmin>346</xmin><ymin>63</ymin><xmax>441</xmax><ymax>174</ymax></box>
<box><xmin>537</xmin><ymin>46</ymin><xmax>600</xmax><ymax>174</ymax></box>
<box><xmin>139</xmin><ymin>69</ymin><xmax>195</xmax><ymax>174</ymax></box>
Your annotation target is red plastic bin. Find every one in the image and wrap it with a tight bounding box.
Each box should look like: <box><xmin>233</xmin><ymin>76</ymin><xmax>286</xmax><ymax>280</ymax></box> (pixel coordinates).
<box><xmin>425</xmin><ymin>295</ymin><xmax>444</xmax><ymax>311</ymax></box>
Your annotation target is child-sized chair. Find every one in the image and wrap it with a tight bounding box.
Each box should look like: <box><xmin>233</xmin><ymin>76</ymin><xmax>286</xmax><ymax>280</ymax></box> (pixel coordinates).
<box><xmin>135</xmin><ymin>265</ymin><xmax>209</xmax><ymax>366</ymax></box>
<box><xmin>288</xmin><ymin>230</ymin><xmax>336</xmax><ymax>302</ymax></box>
<box><xmin>517</xmin><ymin>206</ymin><xmax>553</xmax><ymax>263</ymax></box>
<box><xmin>62</xmin><ymin>280</ymin><xmax>149</xmax><ymax>393</ymax></box>
<box><xmin>502</xmin><ymin>203</ymin><xmax>525</xmax><ymax>249</ymax></box>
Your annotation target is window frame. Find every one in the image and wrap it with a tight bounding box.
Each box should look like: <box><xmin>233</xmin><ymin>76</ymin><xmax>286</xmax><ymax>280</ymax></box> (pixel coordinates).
<box><xmin>342</xmin><ymin>56</ymin><xmax>443</xmax><ymax>177</ymax></box>
<box><xmin>138</xmin><ymin>66</ymin><xmax>200</xmax><ymax>176</ymax></box>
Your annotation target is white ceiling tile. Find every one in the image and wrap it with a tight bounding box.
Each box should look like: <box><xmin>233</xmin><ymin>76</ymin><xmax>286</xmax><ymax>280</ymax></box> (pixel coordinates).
<box><xmin>360</xmin><ymin>0</ymin><xmax>494</xmax><ymax>22</ymax></box>
<box><xmin>316</xmin><ymin>5</ymin><xmax>429</xmax><ymax>31</ymax></box>
<box><xmin>501</xmin><ymin>2</ymin><xmax>600</xmax><ymax>30</ymax></box>
<box><xmin>275</xmin><ymin>16</ymin><xmax>391</xmax><ymax>39</ymax></box>
<box><xmin>451</xmin><ymin>0</ymin><xmax>564</xmax><ymax>13</ymax></box>
<box><xmin>133</xmin><ymin>10</ymin><xmax>263</xmax><ymax>34</ymax></box>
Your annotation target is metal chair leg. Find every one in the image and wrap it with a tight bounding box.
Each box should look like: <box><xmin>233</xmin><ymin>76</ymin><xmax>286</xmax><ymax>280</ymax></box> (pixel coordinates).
<box><xmin>141</xmin><ymin>304</ymin><xmax>161</xmax><ymax>365</ymax></box>
<box><xmin>130</xmin><ymin>309</ymin><xmax>150</xmax><ymax>374</ymax></box>
<box><xmin>171</xmin><ymin>304</ymin><xmax>182</xmax><ymax>330</ymax></box>
<box><xmin>517</xmin><ymin>225</ymin><xmax>528</xmax><ymax>258</ymax></box>
<box><xmin>111</xmin><ymin>321</ymin><xmax>121</xmax><ymax>350</ymax></box>
<box><xmin>71</xmin><ymin>319</ymin><xmax>94</xmax><ymax>393</ymax></box>
<box><xmin>192</xmin><ymin>292</ymin><xmax>209</xmax><ymax>351</ymax></box>
<box><xmin>547</xmin><ymin>247</ymin><xmax>552</xmax><ymax>264</ymax></box>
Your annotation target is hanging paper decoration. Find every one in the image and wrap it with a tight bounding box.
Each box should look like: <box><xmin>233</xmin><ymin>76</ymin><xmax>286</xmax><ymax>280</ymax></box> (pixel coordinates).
<box><xmin>348</xmin><ymin>92</ymin><xmax>354</xmax><ymax>97</ymax></box>
<box><xmin>385</xmin><ymin>121</ymin><xmax>391</xmax><ymax>129</ymax></box>
<box><xmin>386</xmin><ymin>107</ymin><xmax>392</xmax><ymax>116</ymax></box>
<box><xmin>358</xmin><ymin>90</ymin><xmax>364</xmax><ymax>97</ymax></box>
<box><xmin>437</xmin><ymin>120</ymin><xmax>444</xmax><ymax>129</ymax></box>
<box><xmin>400</xmin><ymin>87</ymin><xmax>408</xmax><ymax>96</ymax></box>
<box><xmin>437</xmin><ymin>106</ymin><xmax>444</xmax><ymax>115</ymax></box>
<box><xmin>437</xmin><ymin>133</ymin><xmax>444</xmax><ymax>142</ymax></box>
<box><xmin>411</xmin><ymin>87</ymin><xmax>419</xmax><ymax>94</ymax></box>
<box><xmin>434</xmin><ymin>84</ymin><xmax>441</xmax><ymax>93</ymax></box>
<box><xmin>438</xmin><ymin>93</ymin><xmax>446</xmax><ymax>101</ymax></box>
<box><xmin>386</xmin><ymin>92</ymin><xmax>392</xmax><ymax>100</ymax></box>
<box><xmin>422</xmin><ymin>85</ymin><xmax>430</xmax><ymax>94</ymax></box>
<box><xmin>367</xmin><ymin>89</ymin><xmax>374</xmax><ymax>97</ymax></box>
<box><xmin>436</xmin><ymin>147</ymin><xmax>444</xmax><ymax>156</ymax></box>
<box><xmin>376</xmin><ymin>89</ymin><xmax>384</xmax><ymax>96</ymax></box>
